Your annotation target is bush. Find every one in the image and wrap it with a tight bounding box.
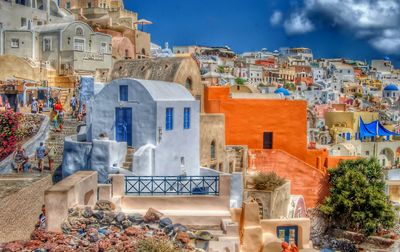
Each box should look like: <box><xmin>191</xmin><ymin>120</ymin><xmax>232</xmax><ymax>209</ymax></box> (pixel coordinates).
<box><xmin>0</xmin><ymin>110</ymin><xmax>21</xmax><ymax>160</ymax></box>
<box><xmin>252</xmin><ymin>172</ymin><xmax>285</xmax><ymax>191</ymax></box>
<box><xmin>235</xmin><ymin>77</ymin><xmax>245</xmax><ymax>85</ymax></box>
<box><xmin>135</xmin><ymin>238</ymin><xmax>180</xmax><ymax>252</ymax></box>
<box><xmin>320</xmin><ymin>158</ymin><xmax>395</xmax><ymax>236</ymax></box>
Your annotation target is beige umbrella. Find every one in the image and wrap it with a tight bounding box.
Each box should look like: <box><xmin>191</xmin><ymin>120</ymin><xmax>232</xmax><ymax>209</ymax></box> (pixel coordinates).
<box><xmin>134</xmin><ymin>19</ymin><xmax>153</xmax><ymax>31</ymax></box>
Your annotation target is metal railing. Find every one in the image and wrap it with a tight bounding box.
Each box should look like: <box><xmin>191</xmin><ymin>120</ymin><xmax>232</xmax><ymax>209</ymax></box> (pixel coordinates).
<box><xmin>125</xmin><ymin>176</ymin><xmax>219</xmax><ymax>196</ymax></box>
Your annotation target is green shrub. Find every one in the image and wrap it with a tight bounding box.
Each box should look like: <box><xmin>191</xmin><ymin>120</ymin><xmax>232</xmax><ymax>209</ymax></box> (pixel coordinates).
<box><xmin>136</xmin><ymin>238</ymin><xmax>179</xmax><ymax>252</ymax></box>
<box><xmin>252</xmin><ymin>172</ymin><xmax>285</xmax><ymax>191</ymax></box>
<box><xmin>320</xmin><ymin>158</ymin><xmax>395</xmax><ymax>236</ymax></box>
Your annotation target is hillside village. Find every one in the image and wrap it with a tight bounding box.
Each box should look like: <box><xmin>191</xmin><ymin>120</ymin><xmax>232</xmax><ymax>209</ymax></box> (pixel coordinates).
<box><xmin>0</xmin><ymin>1</ymin><xmax>399</xmax><ymax>252</ymax></box>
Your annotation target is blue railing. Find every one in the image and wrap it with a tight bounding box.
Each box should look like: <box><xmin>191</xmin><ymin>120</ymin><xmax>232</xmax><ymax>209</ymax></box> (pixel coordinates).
<box><xmin>125</xmin><ymin>176</ymin><xmax>219</xmax><ymax>196</ymax></box>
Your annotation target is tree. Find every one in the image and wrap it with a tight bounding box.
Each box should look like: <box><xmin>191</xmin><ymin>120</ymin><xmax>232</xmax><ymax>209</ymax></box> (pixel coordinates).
<box><xmin>354</xmin><ymin>92</ymin><xmax>363</xmax><ymax>98</ymax></box>
<box><xmin>284</xmin><ymin>82</ymin><xmax>296</xmax><ymax>91</ymax></box>
<box><xmin>217</xmin><ymin>66</ymin><xmax>225</xmax><ymax>74</ymax></box>
<box><xmin>320</xmin><ymin>158</ymin><xmax>395</xmax><ymax>236</ymax></box>
<box><xmin>235</xmin><ymin>77</ymin><xmax>245</xmax><ymax>85</ymax></box>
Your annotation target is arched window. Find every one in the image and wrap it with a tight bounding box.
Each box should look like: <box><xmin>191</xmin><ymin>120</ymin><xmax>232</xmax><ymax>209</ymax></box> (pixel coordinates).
<box><xmin>185</xmin><ymin>77</ymin><xmax>193</xmax><ymax>91</ymax></box>
<box><xmin>76</xmin><ymin>27</ymin><xmax>84</xmax><ymax>36</ymax></box>
<box><xmin>211</xmin><ymin>140</ymin><xmax>216</xmax><ymax>160</ymax></box>
<box><xmin>141</xmin><ymin>48</ymin><xmax>146</xmax><ymax>55</ymax></box>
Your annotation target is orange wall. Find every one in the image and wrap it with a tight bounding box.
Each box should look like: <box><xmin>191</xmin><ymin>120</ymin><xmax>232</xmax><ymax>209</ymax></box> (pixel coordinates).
<box><xmin>249</xmin><ymin>149</ymin><xmax>329</xmax><ymax>207</ymax></box>
<box><xmin>205</xmin><ymin>86</ymin><xmax>309</xmax><ymax>162</ymax></box>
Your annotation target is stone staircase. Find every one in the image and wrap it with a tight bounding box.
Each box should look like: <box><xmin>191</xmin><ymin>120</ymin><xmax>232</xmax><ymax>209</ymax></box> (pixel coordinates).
<box><xmin>45</xmin><ymin>116</ymin><xmax>81</xmax><ymax>170</ymax></box>
<box><xmin>59</xmin><ymin>89</ymin><xmax>71</xmax><ymax>108</ymax></box>
<box><xmin>122</xmin><ymin>148</ymin><xmax>135</xmax><ymax>170</ymax></box>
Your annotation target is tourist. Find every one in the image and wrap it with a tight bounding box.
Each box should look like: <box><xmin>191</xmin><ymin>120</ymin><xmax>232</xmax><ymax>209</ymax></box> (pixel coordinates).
<box><xmin>47</xmin><ymin>145</ymin><xmax>55</xmax><ymax>172</ymax></box>
<box><xmin>77</xmin><ymin>104</ymin><xmax>86</xmax><ymax>122</ymax></box>
<box><xmin>13</xmin><ymin>145</ymin><xmax>27</xmax><ymax>173</ymax></box>
<box><xmin>36</xmin><ymin>142</ymin><xmax>46</xmax><ymax>172</ymax></box>
<box><xmin>58</xmin><ymin>109</ymin><xmax>64</xmax><ymax>132</ymax></box>
<box><xmin>31</xmin><ymin>97</ymin><xmax>38</xmax><ymax>114</ymax></box>
<box><xmin>48</xmin><ymin>96</ymin><xmax>55</xmax><ymax>109</ymax></box>
<box><xmin>52</xmin><ymin>112</ymin><xmax>59</xmax><ymax>132</ymax></box>
<box><xmin>54</xmin><ymin>99</ymin><xmax>63</xmax><ymax>115</ymax></box>
<box><xmin>36</xmin><ymin>205</ymin><xmax>46</xmax><ymax>230</ymax></box>
<box><xmin>38</xmin><ymin>100</ymin><xmax>44</xmax><ymax>113</ymax></box>
<box><xmin>23</xmin><ymin>156</ymin><xmax>32</xmax><ymax>173</ymax></box>
<box><xmin>70</xmin><ymin>95</ymin><xmax>77</xmax><ymax>115</ymax></box>
<box><xmin>5</xmin><ymin>99</ymin><xmax>11</xmax><ymax>111</ymax></box>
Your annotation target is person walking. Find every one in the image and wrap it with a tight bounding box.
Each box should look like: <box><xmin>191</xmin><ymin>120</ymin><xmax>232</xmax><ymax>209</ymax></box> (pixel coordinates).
<box><xmin>31</xmin><ymin>98</ymin><xmax>38</xmax><ymax>114</ymax></box>
<box><xmin>13</xmin><ymin>145</ymin><xmax>27</xmax><ymax>173</ymax></box>
<box><xmin>70</xmin><ymin>95</ymin><xmax>77</xmax><ymax>116</ymax></box>
<box><xmin>36</xmin><ymin>142</ymin><xmax>46</xmax><ymax>172</ymax></box>
<box><xmin>47</xmin><ymin>145</ymin><xmax>55</xmax><ymax>172</ymax></box>
<box><xmin>5</xmin><ymin>99</ymin><xmax>11</xmax><ymax>111</ymax></box>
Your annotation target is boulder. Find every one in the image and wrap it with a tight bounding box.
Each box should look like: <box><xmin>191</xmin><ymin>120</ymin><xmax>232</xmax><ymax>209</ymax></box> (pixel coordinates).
<box><xmin>176</xmin><ymin>232</ymin><xmax>191</xmax><ymax>244</ymax></box>
<box><xmin>115</xmin><ymin>212</ymin><xmax>126</xmax><ymax>223</ymax></box>
<box><xmin>93</xmin><ymin>210</ymin><xmax>104</xmax><ymax>220</ymax></box>
<box><xmin>159</xmin><ymin>218</ymin><xmax>173</xmax><ymax>228</ymax></box>
<box><xmin>144</xmin><ymin>208</ymin><xmax>163</xmax><ymax>223</ymax></box>
<box><xmin>94</xmin><ymin>200</ymin><xmax>116</xmax><ymax>211</ymax></box>
<box><xmin>127</xmin><ymin>213</ymin><xmax>144</xmax><ymax>225</ymax></box>
<box><xmin>82</xmin><ymin>207</ymin><xmax>93</xmax><ymax>218</ymax></box>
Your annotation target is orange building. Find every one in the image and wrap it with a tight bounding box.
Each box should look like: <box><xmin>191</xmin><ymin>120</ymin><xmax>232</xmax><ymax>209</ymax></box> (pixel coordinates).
<box><xmin>204</xmin><ymin>86</ymin><xmax>358</xmax><ymax>207</ymax></box>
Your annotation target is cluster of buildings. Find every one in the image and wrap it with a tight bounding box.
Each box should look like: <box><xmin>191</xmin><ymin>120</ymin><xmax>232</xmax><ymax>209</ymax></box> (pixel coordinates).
<box><xmin>0</xmin><ymin>0</ymin><xmax>399</xmax><ymax>251</ymax></box>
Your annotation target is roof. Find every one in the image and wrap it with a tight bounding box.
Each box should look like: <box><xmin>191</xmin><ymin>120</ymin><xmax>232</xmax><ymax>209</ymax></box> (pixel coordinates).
<box><xmin>274</xmin><ymin>87</ymin><xmax>290</xmax><ymax>96</ymax></box>
<box><xmin>384</xmin><ymin>84</ymin><xmax>399</xmax><ymax>91</ymax></box>
<box><xmin>115</xmin><ymin>79</ymin><xmax>194</xmax><ymax>101</ymax></box>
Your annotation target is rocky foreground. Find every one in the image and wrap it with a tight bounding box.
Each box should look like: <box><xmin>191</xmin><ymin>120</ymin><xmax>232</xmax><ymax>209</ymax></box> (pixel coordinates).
<box><xmin>0</xmin><ymin>201</ymin><xmax>212</xmax><ymax>252</ymax></box>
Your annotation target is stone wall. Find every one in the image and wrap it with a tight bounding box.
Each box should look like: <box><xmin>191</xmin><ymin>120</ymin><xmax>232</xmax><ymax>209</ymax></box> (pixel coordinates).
<box><xmin>200</xmin><ymin>113</ymin><xmax>226</xmax><ymax>171</ymax></box>
<box><xmin>243</xmin><ymin>182</ymin><xmax>291</xmax><ymax>219</ymax></box>
<box><xmin>0</xmin><ymin>174</ymin><xmax>52</xmax><ymax>242</ymax></box>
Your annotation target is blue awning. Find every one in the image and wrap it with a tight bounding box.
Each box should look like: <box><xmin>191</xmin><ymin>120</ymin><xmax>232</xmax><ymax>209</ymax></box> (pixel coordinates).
<box><xmin>359</xmin><ymin>117</ymin><xmax>399</xmax><ymax>139</ymax></box>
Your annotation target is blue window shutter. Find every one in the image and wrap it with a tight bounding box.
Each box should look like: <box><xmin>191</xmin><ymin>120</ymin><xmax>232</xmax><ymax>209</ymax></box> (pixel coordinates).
<box><xmin>166</xmin><ymin>108</ymin><xmax>174</xmax><ymax>130</ymax></box>
<box><xmin>184</xmin><ymin>107</ymin><xmax>190</xmax><ymax>129</ymax></box>
<box><xmin>120</xmin><ymin>85</ymin><xmax>128</xmax><ymax>101</ymax></box>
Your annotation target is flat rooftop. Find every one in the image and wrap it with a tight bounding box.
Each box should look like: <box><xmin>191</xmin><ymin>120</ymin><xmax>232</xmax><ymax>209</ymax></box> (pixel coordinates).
<box><xmin>0</xmin><ymin>174</ymin><xmax>48</xmax><ymax>200</ymax></box>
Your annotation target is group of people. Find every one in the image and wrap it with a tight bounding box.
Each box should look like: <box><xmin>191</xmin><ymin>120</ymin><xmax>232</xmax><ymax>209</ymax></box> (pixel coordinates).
<box><xmin>13</xmin><ymin>142</ymin><xmax>55</xmax><ymax>173</ymax></box>
<box><xmin>70</xmin><ymin>95</ymin><xmax>86</xmax><ymax>122</ymax></box>
<box><xmin>30</xmin><ymin>98</ymin><xmax>45</xmax><ymax>114</ymax></box>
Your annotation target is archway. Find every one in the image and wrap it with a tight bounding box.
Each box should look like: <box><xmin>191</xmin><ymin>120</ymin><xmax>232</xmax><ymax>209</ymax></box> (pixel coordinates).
<box><xmin>210</xmin><ymin>140</ymin><xmax>216</xmax><ymax>160</ymax></box>
<box><xmin>185</xmin><ymin>77</ymin><xmax>193</xmax><ymax>91</ymax></box>
<box><xmin>379</xmin><ymin>148</ymin><xmax>395</xmax><ymax>168</ymax></box>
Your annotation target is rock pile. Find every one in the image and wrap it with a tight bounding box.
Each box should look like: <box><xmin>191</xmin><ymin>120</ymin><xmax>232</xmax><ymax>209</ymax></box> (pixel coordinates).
<box><xmin>0</xmin><ymin>202</ymin><xmax>214</xmax><ymax>252</ymax></box>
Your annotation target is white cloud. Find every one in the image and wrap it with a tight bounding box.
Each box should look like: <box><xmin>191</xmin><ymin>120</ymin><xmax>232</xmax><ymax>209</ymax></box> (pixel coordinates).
<box><xmin>370</xmin><ymin>29</ymin><xmax>400</xmax><ymax>55</ymax></box>
<box><xmin>283</xmin><ymin>0</ymin><xmax>400</xmax><ymax>54</ymax></box>
<box><xmin>283</xmin><ymin>12</ymin><xmax>315</xmax><ymax>35</ymax></box>
<box><xmin>270</xmin><ymin>10</ymin><xmax>283</xmax><ymax>26</ymax></box>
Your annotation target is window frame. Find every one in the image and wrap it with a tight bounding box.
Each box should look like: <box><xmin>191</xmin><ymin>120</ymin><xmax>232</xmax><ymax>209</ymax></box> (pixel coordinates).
<box><xmin>183</xmin><ymin>107</ymin><xmax>191</xmax><ymax>129</ymax></box>
<box><xmin>165</xmin><ymin>107</ymin><xmax>174</xmax><ymax>131</ymax></box>
<box><xmin>11</xmin><ymin>38</ymin><xmax>20</xmax><ymax>48</ymax></box>
<box><xmin>43</xmin><ymin>36</ymin><xmax>52</xmax><ymax>52</ymax></box>
<box><xmin>119</xmin><ymin>85</ymin><xmax>128</xmax><ymax>102</ymax></box>
<box><xmin>73</xmin><ymin>37</ymin><xmax>85</xmax><ymax>52</ymax></box>
<box><xmin>100</xmin><ymin>42</ymin><xmax>108</xmax><ymax>54</ymax></box>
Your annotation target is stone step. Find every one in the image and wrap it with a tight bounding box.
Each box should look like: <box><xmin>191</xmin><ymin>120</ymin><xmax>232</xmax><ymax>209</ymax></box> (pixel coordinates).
<box><xmin>125</xmin><ymin>156</ymin><xmax>133</xmax><ymax>162</ymax></box>
<box><xmin>127</xmin><ymin>148</ymin><xmax>135</xmax><ymax>154</ymax></box>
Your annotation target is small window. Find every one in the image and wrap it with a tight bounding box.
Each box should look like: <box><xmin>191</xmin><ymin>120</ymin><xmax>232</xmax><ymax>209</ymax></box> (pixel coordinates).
<box><xmin>74</xmin><ymin>38</ymin><xmax>85</xmax><ymax>51</ymax></box>
<box><xmin>11</xmin><ymin>38</ymin><xmax>19</xmax><ymax>48</ymax></box>
<box><xmin>119</xmin><ymin>85</ymin><xmax>128</xmax><ymax>101</ymax></box>
<box><xmin>100</xmin><ymin>42</ymin><xmax>107</xmax><ymax>54</ymax></box>
<box><xmin>183</xmin><ymin>107</ymin><xmax>190</xmax><ymax>129</ymax></box>
<box><xmin>87</xmin><ymin>2</ymin><xmax>92</xmax><ymax>8</ymax></box>
<box><xmin>166</xmin><ymin>108</ymin><xmax>174</xmax><ymax>131</ymax></box>
<box><xmin>366</xmin><ymin>151</ymin><xmax>370</xmax><ymax>155</ymax></box>
<box><xmin>43</xmin><ymin>37</ymin><xmax>52</xmax><ymax>52</ymax></box>
<box><xmin>211</xmin><ymin>140</ymin><xmax>216</xmax><ymax>160</ymax></box>
<box><xmin>21</xmin><ymin>18</ymin><xmax>27</xmax><ymax>27</ymax></box>
<box><xmin>76</xmin><ymin>27</ymin><xmax>84</xmax><ymax>36</ymax></box>
<box><xmin>65</xmin><ymin>2</ymin><xmax>71</xmax><ymax>9</ymax></box>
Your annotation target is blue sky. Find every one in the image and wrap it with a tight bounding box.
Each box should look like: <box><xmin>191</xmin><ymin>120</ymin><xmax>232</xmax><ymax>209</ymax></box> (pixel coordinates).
<box><xmin>125</xmin><ymin>0</ymin><xmax>400</xmax><ymax>65</ymax></box>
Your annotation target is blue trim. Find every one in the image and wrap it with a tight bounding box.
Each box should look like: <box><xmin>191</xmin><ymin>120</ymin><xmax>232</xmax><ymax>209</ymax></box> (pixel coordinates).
<box><xmin>125</xmin><ymin>176</ymin><xmax>219</xmax><ymax>196</ymax></box>
<box><xmin>184</xmin><ymin>107</ymin><xmax>191</xmax><ymax>129</ymax></box>
<box><xmin>166</xmin><ymin>107</ymin><xmax>174</xmax><ymax>131</ymax></box>
<box><xmin>119</xmin><ymin>85</ymin><xmax>128</xmax><ymax>101</ymax></box>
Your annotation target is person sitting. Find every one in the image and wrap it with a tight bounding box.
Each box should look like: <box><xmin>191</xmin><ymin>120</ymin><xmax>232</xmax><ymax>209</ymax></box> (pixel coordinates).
<box><xmin>13</xmin><ymin>145</ymin><xmax>26</xmax><ymax>173</ymax></box>
<box><xmin>31</xmin><ymin>98</ymin><xmax>38</xmax><ymax>114</ymax></box>
<box><xmin>77</xmin><ymin>104</ymin><xmax>86</xmax><ymax>122</ymax></box>
<box><xmin>38</xmin><ymin>100</ymin><xmax>44</xmax><ymax>113</ymax></box>
<box><xmin>36</xmin><ymin>205</ymin><xmax>46</xmax><ymax>230</ymax></box>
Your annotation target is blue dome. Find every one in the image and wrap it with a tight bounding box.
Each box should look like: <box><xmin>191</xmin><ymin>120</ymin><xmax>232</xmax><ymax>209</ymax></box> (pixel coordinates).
<box><xmin>274</xmin><ymin>87</ymin><xmax>290</xmax><ymax>96</ymax></box>
<box><xmin>384</xmin><ymin>84</ymin><xmax>399</xmax><ymax>91</ymax></box>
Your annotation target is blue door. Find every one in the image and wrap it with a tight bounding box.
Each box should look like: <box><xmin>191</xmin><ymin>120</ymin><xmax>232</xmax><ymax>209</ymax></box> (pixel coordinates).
<box><xmin>115</xmin><ymin>108</ymin><xmax>132</xmax><ymax>147</ymax></box>
<box><xmin>277</xmin><ymin>226</ymin><xmax>298</xmax><ymax>245</ymax></box>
